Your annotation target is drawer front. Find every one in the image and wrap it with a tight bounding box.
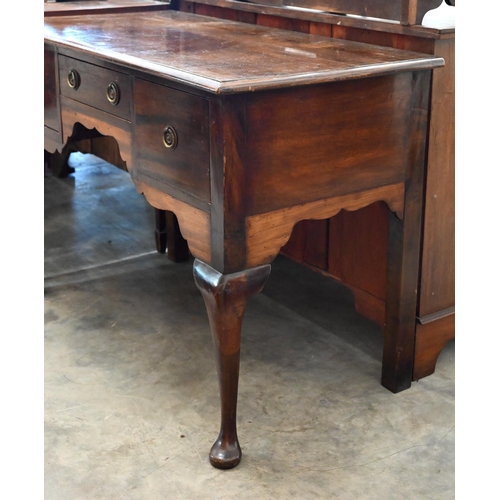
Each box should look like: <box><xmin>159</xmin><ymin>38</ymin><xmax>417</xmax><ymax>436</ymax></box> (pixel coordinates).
<box><xmin>59</xmin><ymin>55</ymin><xmax>131</xmax><ymax>120</ymax></box>
<box><xmin>134</xmin><ymin>79</ymin><xmax>210</xmax><ymax>203</ymax></box>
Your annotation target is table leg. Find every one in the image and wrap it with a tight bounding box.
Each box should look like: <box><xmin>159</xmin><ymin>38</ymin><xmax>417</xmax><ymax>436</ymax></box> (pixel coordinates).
<box><xmin>381</xmin><ymin>210</ymin><xmax>422</xmax><ymax>393</ymax></box>
<box><xmin>381</xmin><ymin>70</ymin><xmax>430</xmax><ymax>393</ymax></box>
<box><xmin>193</xmin><ymin>259</ymin><xmax>271</xmax><ymax>469</ymax></box>
<box><xmin>155</xmin><ymin>209</ymin><xmax>190</xmax><ymax>261</ymax></box>
<box><xmin>154</xmin><ymin>208</ymin><xmax>167</xmax><ymax>254</ymax></box>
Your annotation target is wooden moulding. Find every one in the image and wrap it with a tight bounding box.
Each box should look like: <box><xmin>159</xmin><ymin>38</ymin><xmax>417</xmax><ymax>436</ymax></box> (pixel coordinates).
<box><xmin>245</xmin><ymin>183</ymin><xmax>404</xmax><ymax>268</ymax></box>
<box><xmin>413</xmin><ymin>311</ymin><xmax>455</xmax><ymax>380</ymax></box>
<box><xmin>61</xmin><ymin>100</ymin><xmax>132</xmax><ymax>166</ymax></box>
<box><xmin>134</xmin><ymin>180</ymin><xmax>211</xmax><ymax>263</ymax></box>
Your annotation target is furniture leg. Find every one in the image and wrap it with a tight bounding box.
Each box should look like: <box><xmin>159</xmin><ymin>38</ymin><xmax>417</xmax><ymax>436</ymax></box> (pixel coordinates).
<box><xmin>193</xmin><ymin>259</ymin><xmax>271</xmax><ymax>469</ymax></box>
<box><xmin>381</xmin><ymin>70</ymin><xmax>430</xmax><ymax>393</ymax></box>
<box><xmin>154</xmin><ymin>209</ymin><xmax>190</xmax><ymax>261</ymax></box>
<box><xmin>165</xmin><ymin>210</ymin><xmax>190</xmax><ymax>262</ymax></box>
<box><xmin>381</xmin><ymin>211</ymin><xmax>420</xmax><ymax>393</ymax></box>
<box><xmin>46</xmin><ymin>149</ymin><xmax>75</xmax><ymax>178</ymax></box>
<box><xmin>154</xmin><ymin>208</ymin><xmax>167</xmax><ymax>254</ymax></box>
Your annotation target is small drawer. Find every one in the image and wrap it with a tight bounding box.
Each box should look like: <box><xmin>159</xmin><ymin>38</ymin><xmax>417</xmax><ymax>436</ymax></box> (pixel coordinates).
<box><xmin>134</xmin><ymin>79</ymin><xmax>210</xmax><ymax>203</ymax></box>
<box><xmin>59</xmin><ymin>55</ymin><xmax>131</xmax><ymax>120</ymax></box>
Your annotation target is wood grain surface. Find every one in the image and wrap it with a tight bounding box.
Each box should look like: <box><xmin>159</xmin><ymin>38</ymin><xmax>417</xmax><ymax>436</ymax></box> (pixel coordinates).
<box><xmin>44</xmin><ymin>11</ymin><xmax>443</xmax><ymax>93</ymax></box>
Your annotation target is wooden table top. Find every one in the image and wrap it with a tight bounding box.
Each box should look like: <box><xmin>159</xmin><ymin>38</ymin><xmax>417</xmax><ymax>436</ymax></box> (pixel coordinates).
<box><xmin>44</xmin><ymin>0</ymin><xmax>169</xmax><ymax>15</ymax></box>
<box><xmin>44</xmin><ymin>10</ymin><xmax>443</xmax><ymax>94</ymax></box>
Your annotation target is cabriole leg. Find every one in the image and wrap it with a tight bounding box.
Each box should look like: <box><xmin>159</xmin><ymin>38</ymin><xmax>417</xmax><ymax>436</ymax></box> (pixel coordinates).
<box><xmin>193</xmin><ymin>259</ymin><xmax>271</xmax><ymax>469</ymax></box>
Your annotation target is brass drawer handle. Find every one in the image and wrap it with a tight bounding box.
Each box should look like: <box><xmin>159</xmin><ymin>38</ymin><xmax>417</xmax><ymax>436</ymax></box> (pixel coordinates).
<box><xmin>106</xmin><ymin>82</ymin><xmax>120</xmax><ymax>106</ymax></box>
<box><xmin>162</xmin><ymin>126</ymin><xmax>178</xmax><ymax>149</ymax></box>
<box><xmin>67</xmin><ymin>69</ymin><xmax>80</xmax><ymax>90</ymax></box>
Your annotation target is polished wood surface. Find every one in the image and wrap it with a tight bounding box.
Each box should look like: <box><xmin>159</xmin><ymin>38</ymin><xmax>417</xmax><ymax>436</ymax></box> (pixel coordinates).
<box><xmin>45</xmin><ymin>10</ymin><xmax>443</xmax><ymax>467</ymax></box>
<box><xmin>44</xmin><ymin>11</ymin><xmax>442</xmax><ymax>94</ymax></box>
<box><xmin>44</xmin><ymin>0</ymin><xmax>170</xmax><ymax>16</ymax></box>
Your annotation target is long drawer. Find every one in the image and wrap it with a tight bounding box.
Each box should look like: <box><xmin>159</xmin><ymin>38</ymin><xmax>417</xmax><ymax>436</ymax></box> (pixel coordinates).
<box><xmin>58</xmin><ymin>55</ymin><xmax>132</xmax><ymax>121</ymax></box>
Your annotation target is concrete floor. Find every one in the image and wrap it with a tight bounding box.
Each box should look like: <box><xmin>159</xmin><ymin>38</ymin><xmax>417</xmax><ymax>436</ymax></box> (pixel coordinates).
<box><xmin>44</xmin><ymin>152</ymin><xmax>455</xmax><ymax>499</ymax></box>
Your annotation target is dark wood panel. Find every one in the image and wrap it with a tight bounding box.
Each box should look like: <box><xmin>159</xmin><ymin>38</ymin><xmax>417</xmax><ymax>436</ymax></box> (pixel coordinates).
<box><xmin>417</xmin><ymin>38</ymin><xmax>455</xmax><ymax>317</ymax></box>
<box><xmin>244</xmin><ymin>75</ymin><xmax>412</xmax><ymax>214</ymax></box>
<box><xmin>194</xmin><ymin>2</ymin><xmax>257</xmax><ymax>23</ymax></box>
<box><xmin>227</xmin><ymin>0</ymin><xmax>443</xmax><ymax>25</ymax></box>
<box><xmin>194</xmin><ymin>2</ymin><xmax>240</xmax><ymax>20</ymax></box>
<box><xmin>332</xmin><ymin>25</ymin><xmax>435</xmax><ymax>54</ymax></box>
<box><xmin>208</xmin><ymin>94</ymin><xmax>250</xmax><ymax>273</ymax></box>
<box><xmin>281</xmin><ymin>219</ymin><xmax>328</xmax><ymax>270</ymax></box>
<box><xmin>133</xmin><ymin>79</ymin><xmax>211</xmax><ymax>204</ymax></box>
<box><xmin>255</xmin><ymin>13</ymin><xmax>309</xmax><ymax>33</ymax></box>
<box><xmin>382</xmin><ymin>69</ymin><xmax>431</xmax><ymax>392</ymax></box>
<box><xmin>44</xmin><ymin>44</ymin><xmax>60</xmax><ymax>133</ymax></box>
<box><xmin>327</xmin><ymin>202</ymin><xmax>389</xmax><ymax>301</ymax></box>
<box><xmin>179</xmin><ymin>0</ymin><xmax>454</xmax><ymax>38</ymax></box>
<box><xmin>281</xmin><ymin>220</ymin><xmax>308</xmax><ymax>262</ymax></box>
<box><xmin>309</xmin><ymin>21</ymin><xmax>332</xmax><ymax>37</ymax></box>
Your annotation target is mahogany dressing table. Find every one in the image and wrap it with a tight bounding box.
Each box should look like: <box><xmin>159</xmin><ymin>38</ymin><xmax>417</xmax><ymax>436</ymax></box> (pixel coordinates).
<box><xmin>44</xmin><ymin>10</ymin><xmax>443</xmax><ymax>468</ymax></box>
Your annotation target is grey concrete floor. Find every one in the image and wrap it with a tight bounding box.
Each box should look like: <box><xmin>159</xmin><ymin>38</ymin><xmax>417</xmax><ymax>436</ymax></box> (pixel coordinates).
<box><xmin>44</xmin><ymin>152</ymin><xmax>455</xmax><ymax>499</ymax></box>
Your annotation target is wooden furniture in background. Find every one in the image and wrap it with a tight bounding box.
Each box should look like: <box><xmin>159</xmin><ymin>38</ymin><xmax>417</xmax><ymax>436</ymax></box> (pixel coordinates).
<box><xmin>44</xmin><ymin>10</ymin><xmax>442</xmax><ymax>467</ymax></box>
<box><xmin>171</xmin><ymin>0</ymin><xmax>455</xmax><ymax>382</ymax></box>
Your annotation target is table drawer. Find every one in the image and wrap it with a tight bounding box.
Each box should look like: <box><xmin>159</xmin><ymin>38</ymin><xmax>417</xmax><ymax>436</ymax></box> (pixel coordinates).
<box><xmin>133</xmin><ymin>79</ymin><xmax>210</xmax><ymax>203</ymax></box>
<box><xmin>59</xmin><ymin>55</ymin><xmax>131</xmax><ymax>120</ymax></box>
